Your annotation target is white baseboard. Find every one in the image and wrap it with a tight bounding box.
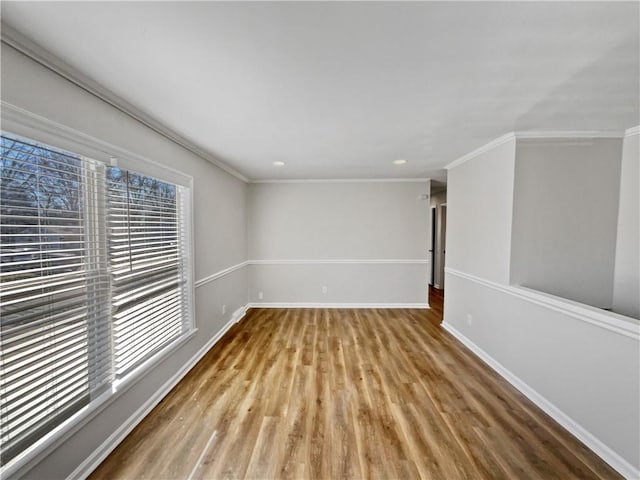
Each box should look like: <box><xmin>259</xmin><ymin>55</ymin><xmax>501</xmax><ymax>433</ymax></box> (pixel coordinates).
<box><xmin>247</xmin><ymin>302</ymin><xmax>430</xmax><ymax>309</ymax></box>
<box><xmin>441</xmin><ymin>322</ymin><xmax>639</xmax><ymax>480</ymax></box>
<box><xmin>68</xmin><ymin>315</ymin><xmax>239</xmax><ymax>480</ymax></box>
<box><xmin>230</xmin><ymin>305</ymin><xmax>248</xmax><ymax>324</ymax></box>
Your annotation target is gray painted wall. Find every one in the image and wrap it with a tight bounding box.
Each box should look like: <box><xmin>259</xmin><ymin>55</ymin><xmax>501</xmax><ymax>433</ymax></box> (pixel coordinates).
<box><xmin>1</xmin><ymin>44</ymin><xmax>249</xmax><ymax>480</ymax></box>
<box><xmin>3</xmin><ymin>37</ymin><xmax>638</xmax><ymax>480</ymax></box>
<box><xmin>444</xmin><ymin>135</ymin><xmax>640</xmax><ymax>475</ymax></box>
<box><xmin>613</xmin><ymin>131</ymin><xmax>640</xmax><ymax>319</ymax></box>
<box><xmin>446</xmin><ymin>138</ymin><xmax>516</xmax><ymax>284</ymax></box>
<box><xmin>444</xmin><ymin>273</ymin><xmax>640</xmax><ymax>473</ymax></box>
<box><xmin>248</xmin><ymin>262</ymin><xmax>429</xmax><ymax>305</ymax></box>
<box><xmin>511</xmin><ymin>139</ymin><xmax>623</xmax><ymax>308</ymax></box>
<box><xmin>248</xmin><ymin>181</ymin><xmax>430</xmax><ymax>305</ymax></box>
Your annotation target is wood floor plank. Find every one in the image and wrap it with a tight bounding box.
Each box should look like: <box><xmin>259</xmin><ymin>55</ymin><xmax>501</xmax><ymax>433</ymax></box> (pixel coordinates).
<box><xmin>89</xmin><ymin>288</ymin><xmax>622</xmax><ymax>480</ymax></box>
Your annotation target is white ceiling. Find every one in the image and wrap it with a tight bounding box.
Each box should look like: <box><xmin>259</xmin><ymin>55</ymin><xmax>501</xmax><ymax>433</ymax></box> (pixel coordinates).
<box><xmin>2</xmin><ymin>2</ymin><xmax>638</xmax><ymax>181</ymax></box>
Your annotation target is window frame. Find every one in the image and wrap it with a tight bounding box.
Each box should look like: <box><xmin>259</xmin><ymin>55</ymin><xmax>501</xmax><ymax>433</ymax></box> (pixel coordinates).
<box><xmin>0</xmin><ymin>102</ymin><xmax>197</xmax><ymax>479</ymax></box>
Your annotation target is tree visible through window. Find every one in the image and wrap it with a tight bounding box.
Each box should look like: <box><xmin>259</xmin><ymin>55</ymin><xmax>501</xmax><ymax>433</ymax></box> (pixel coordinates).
<box><xmin>106</xmin><ymin>166</ymin><xmax>186</xmax><ymax>377</ymax></box>
<box><xmin>0</xmin><ymin>133</ymin><xmax>192</xmax><ymax>469</ymax></box>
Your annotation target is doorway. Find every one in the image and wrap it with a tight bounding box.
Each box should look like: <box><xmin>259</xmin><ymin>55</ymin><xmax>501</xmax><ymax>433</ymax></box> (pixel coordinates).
<box><xmin>429</xmin><ymin>181</ymin><xmax>447</xmax><ymax>295</ymax></box>
<box><xmin>437</xmin><ymin>204</ymin><xmax>447</xmax><ymax>290</ymax></box>
<box><xmin>430</xmin><ymin>207</ymin><xmax>436</xmax><ymax>286</ymax></box>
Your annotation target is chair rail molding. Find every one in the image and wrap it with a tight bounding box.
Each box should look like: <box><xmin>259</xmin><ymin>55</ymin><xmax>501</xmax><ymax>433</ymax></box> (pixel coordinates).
<box><xmin>248</xmin><ymin>258</ymin><xmax>429</xmax><ymax>265</ymax></box>
<box><xmin>445</xmin><ymin>267</ymin><xmax>640</xmax><ymax>341</ymax></box>
<box><xmin>195</xmin><ymin>261</ymin><xmax>249</xmax><ymax>289</ymax></box>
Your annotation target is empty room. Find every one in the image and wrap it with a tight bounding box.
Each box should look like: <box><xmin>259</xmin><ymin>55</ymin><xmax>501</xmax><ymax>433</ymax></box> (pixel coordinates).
<box><xmin>0</xmin><ymin>1</ymin><xmax>639</xmax><ymax>479</ymax></box>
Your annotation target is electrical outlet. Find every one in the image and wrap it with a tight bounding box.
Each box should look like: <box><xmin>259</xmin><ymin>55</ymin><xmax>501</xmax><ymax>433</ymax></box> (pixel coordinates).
<box><xmin>322</xmin><ymin>286</ymin><xmax>328</xmax><ymax>294</ymax></box>
<box><xmin>258</xmin><ymin>291</ymin><xmax>264</xmax><ymax>300</ymax></box>
<box><xmin>466</xmin><ymin>313</ymin><xmax>473</xmax><ymax>326</ymax></box>
<box><xmin>222</xmin><ymin>304</ymin><xmax>226</xmax><ymax>315</ymax></box>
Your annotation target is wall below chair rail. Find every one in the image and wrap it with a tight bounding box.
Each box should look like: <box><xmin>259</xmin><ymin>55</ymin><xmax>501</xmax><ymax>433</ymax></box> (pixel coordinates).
<box><xmin>443</xmin><ymin>270</ymin><xmax>640</xmax><ymax>478</ymax></box>
<box><xmin>247</xmin><ymin>181</ymin><xmax>431</xmax><ymax>306</ymax></box>
<box><xmin>248</xmin><ymin>261</ymin><xmax>429</xmax><ymax>307</ymax></box>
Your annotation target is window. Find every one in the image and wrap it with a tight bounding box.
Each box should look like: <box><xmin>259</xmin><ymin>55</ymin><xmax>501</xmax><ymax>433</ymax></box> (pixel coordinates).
<box><xmin>0</xmin><ymin>133</ymin><xmax>193</xmax><ymax>470</ymax></box>
<box><xmin>106</xmin><ymin>167</ymin><xmax>189</xmax><ymax>378</ymax></box>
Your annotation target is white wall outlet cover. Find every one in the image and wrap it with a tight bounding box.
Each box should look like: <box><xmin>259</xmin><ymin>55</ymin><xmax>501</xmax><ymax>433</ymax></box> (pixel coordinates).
<box><xmin>222</xmin><ymin>304</ymin><xmax>226</xmax><ymax>314</ymax></box>
<box><xmin>322</xmin><ymin>286</ymin><xmax>328</xmax><ymax>294</ymax></box>
<box><xmin>258</xmin><ymin>292</ymin><xmax>264</xmax><ymax>300</ymax></box>
<box><xmin>466</xmin><ymin>313</ymin><xmax>473</xmax><ymax>325</ymax></box>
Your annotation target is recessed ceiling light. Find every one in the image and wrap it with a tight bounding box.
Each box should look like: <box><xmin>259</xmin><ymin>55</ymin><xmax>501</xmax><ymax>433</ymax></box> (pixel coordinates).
<box><xmin>393</xmin><ymin>159</ymin><xmax>407</xmax><ymax>165</ymax></box>
<box><xmin>272</xmin><ymin>161</ymin><xmax>286</xmax><ymax>166</ymax></box>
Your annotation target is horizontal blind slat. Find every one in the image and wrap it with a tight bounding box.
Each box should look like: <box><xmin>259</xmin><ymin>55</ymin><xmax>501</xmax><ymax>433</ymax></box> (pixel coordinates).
<box><xmin>1</xmin><ymin>133</ymin><xmax>191</xmax><ymax>467</ymax></box>
<box><xmin>1</xmin><ymin>133</ymin><xmax>111</xmax><ymax>467</ymax></box>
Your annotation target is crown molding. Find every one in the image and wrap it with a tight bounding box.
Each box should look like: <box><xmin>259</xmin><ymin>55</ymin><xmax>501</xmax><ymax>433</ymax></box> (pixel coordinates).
<box><xmin>625</xmin><ymin>125</ymin><xmax>640</xmax><ymax>137</ymax></box>
<box><xmin>0</xmin><ymin>25</ymin><xmax>432</xmax><ymax>185</ymax></box>
<box><xmin>514</xmin><ymin>130</ymin><xmax>624</xmax><ymax>140</ymax></box>
<box><xmin>249</xmin><ymin>178</ymin><xmax>430</xmax><ymax>184</ymax></box>
<box><xmin>445</xmin><ymin>130</ymin><xmax>626</xmax><ymax>170</ymax></box>
<box><xmin>1</xmin><ymin>22</ymin><xmax>249</xmax><ymax>183</ymax></box>
<box><xmin>444</xmin><ymin>133</ymin><xmax>516</xmax><ymax>170</ymax></box>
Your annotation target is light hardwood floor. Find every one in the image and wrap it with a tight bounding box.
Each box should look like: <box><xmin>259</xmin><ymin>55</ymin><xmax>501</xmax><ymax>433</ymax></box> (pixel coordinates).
<box><xmin>90</xmin><ymin>288</ymin><xmax>621</xmax><ymax>479</ymax></box>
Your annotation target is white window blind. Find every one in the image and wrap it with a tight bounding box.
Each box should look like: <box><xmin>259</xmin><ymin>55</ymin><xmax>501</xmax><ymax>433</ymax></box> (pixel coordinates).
<box><xmin>0</xmin><ymin>133</ymin><xmax>192</xmax><ymax>469</ymax></box>
<box><xmin>106</xmin><ymin>168</ymin><xmax>190</xmax><ymax>378</ymax></box>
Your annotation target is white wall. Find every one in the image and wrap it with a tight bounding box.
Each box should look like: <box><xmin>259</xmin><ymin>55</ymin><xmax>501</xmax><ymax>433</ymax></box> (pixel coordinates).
<box><xmin>446</xmin><ymin>138</ymin><xmax>516</xmax><ymax>284</ymax></box>
<box><xmin>511</xmin><ymin>139</ymin><xmax>623</xmax><ymax>308</ymax></box>
<box><xmin>248</xmin><ymin>181</ymin><xmax>430</xmax><ymax>305</ymax></box>
<box><xmin>1</xmin><ymin>44</ymin><xmax>249</xmax><ymax>480</ymax></box>
<box><xmin>613</xmin><ymin>129</ymin><xmax>640</xmax><ymax>319</ymax></box>
<box><xmin>444</xmin><ymin>134</ymin><xmax>640</xmax><ymax>478</ymax></box>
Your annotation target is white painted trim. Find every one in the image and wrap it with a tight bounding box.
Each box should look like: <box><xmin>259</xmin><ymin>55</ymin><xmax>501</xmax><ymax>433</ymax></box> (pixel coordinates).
<box><xmin>1</xmin><ymin>24</ymin><xmax>249</xmax><ymax>183</ymax></box>
<box><xmin>441</xmin><ymin>322</ymin><xmax>640</xmax><ymax>480</ymax></box>
<box><xmin>1</xmin><ymin>102</ymin><xmax>193</xmax><ymax>188</ymax></box>
<box><xmin>1</xmin><ymin>326</ymin><xmax>198</xmax><ymax>480</ymax></box>
<box><xmin>67</xmin><ymin>316</ymin><xmax>239</xmax><ymax>480</ymax></box>
<box><xmin>112</xmin><ymin>329</ymin><xmax>197</xmax><ymax>393</ymax></box>
<box><xmin>445</xmin><ymin>130</ymin><xmax>625</xmax><ymax>170</ymax></box>
<box><xmin>248</xmin><ymin>259</ymin><xmax>429</xmax><ymax>265</ymax></box>
<box><xmin>445</xmin><ymin>133</ymin><xmax>515</xmax><ymax>170</ymax></box>
<box><xmin>230</xmin><ymin>305</ymin><xmax>248</xmax><ymax>324</ymax></box>
<box><xmin>515</xmin><ymin>130</ymin><xmax>624</xmax><ymax>139</ymax></box>
<box><xmin>445</xmin><ymin>267</ymin><xmax>639</xmax><ymax>340</ymax></box>
<box><xmin>194</xmin><ymin>260</ymin><xmax>428</xmax><ymax>289</ymax></box>
<box><xmin>250</xmin><ymin>178</ymin><xmax>430</xmax><ymax>184</ymax></box>
<box><xmin>625</xmin><ymin>125</ymin><xmax>640</xmax><ymax>137</ymax></box>
<box><xmin>248</xmin><ymin>302</ymin><xmax>429</xmax><ymax>309</ymax></box>
<box><xmin>194</xmin><ymin>261</ymin><xmax>248</xmax><ymax>288</ymax></box>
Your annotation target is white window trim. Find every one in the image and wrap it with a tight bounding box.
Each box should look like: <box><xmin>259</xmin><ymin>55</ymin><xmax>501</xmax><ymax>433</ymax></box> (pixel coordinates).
<box><xmin>0</xmin><ymin>328</ymin><xmax>197</xmax><ymax>480</ymax></box>
<box><xmin>0</xmin><ymin>102</ymin><xmax>197</xmax><ymax>479</ymax></box>
<box><xmin>1</xmin><ymin>102</ymin><xmax>192</xmax><ymax>187</ymax></box>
